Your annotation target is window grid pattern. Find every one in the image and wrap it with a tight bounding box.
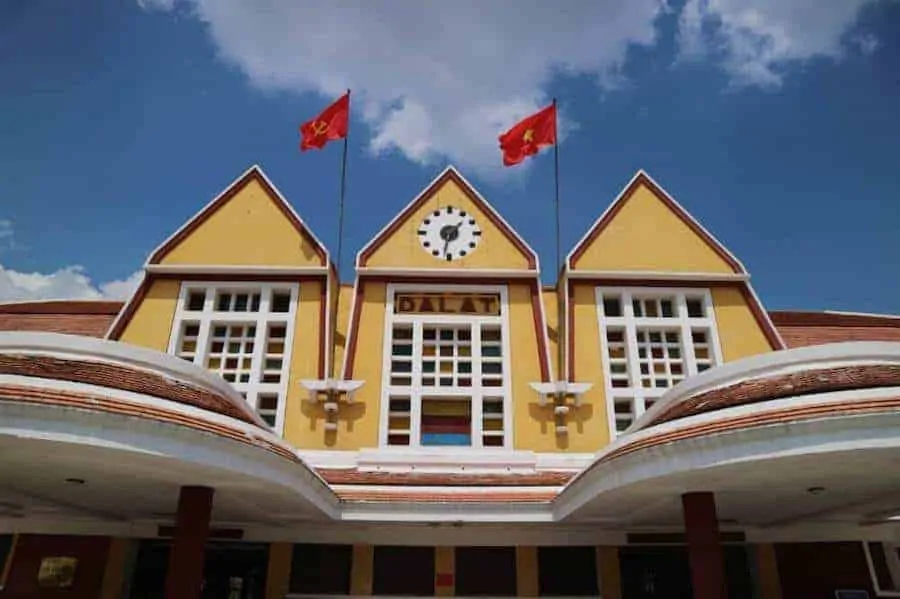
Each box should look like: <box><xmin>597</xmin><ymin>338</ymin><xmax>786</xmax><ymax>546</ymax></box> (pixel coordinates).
<box><xmin>596</xmin><ymin>287</ymin><xmax>722</xmax><ymax>436</ymax></box>
<box><xmin>168</xmin><ymin>282</ymin><xmax>299</xmax><ymax>434</ymax></box>
<box><xmin>381</xmin><ymin>286</ymin><xmax>512</xmax><ymax>449</ymax></box>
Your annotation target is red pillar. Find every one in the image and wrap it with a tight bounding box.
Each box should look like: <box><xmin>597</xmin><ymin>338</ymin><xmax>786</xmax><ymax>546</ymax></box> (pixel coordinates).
<box><xmin>682</xmin><ymin>491</ymin><xmax>728</xmax><ymax>599</ymax></box>
<box><xmin>164</xmin><ymin>486</ymin><xmax>214</xmax><ymax>599</ymax></box>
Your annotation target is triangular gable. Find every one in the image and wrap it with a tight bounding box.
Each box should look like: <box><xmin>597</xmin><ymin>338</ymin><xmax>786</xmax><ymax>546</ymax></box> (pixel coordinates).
<box><xmin>356</xmin><ymin>166</ymin><xmax>539</xmax><ymax>271</ymax></box>
<box><xmin>147</xmin><ymin>165</ymin><xmax>330</xmax><ymax>268</ymax></box>
<box><xmin>567</xmin><ymin>170</ymin><xmax>745</xmax><ymax>274</ymax></box>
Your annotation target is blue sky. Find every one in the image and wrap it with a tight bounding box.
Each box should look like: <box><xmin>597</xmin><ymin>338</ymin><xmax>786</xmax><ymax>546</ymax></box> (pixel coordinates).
<box><xmin>1</xmin><ymin>0</ymin><xmax>898</xmax><ymax>313</ymax></box>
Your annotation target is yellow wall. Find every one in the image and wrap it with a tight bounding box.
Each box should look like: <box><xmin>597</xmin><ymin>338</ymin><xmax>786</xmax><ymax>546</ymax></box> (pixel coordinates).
<box><xmin>597</xmin><ymin>546</ymin><xmax>622</xmax><ymax>599</ymax></box>
<box><xmin>159</xmin><ymin>178</ymin><xmax>324</xmax><ymax>267</ymax></box>
<box><xmin>300</xmin><ymin>281</ymin><xmax>385</xmax><ymax>449</ymax></box>
<box><xmin>515</xmin><ymin>546</ymin><xmax>539</xmax><ymax>597</ymax></box>
<box><xmin>100</xmin><ymin>538</ymin><xmax>133</xmax><ymax>599</ymax></box>
<box><xmin>571</xmin><ymin>181</ymin><xmax>736</xmax><ymax>274</ymax></box>
<box><xmin>350</xmin><ymin>545</ymin><xmax>374</xmax><ymax>595</ymax></box>
<box><xmin>435</xmin><ymin>546</ymin><xmax>455</xmax><ymax>597</ymax></box>
<box><xmin>509</xmin><ymin>284</ymin><xmax>553</xmax><ymax>451</ymax></box>
<box><xmin>363</xmin><ymin>178</ymin><xmax>531</xmax><ymax>270</ymax></box>
<box><xmin>265</xmin><ymin>543</ymin><xmax>293</xmax><ymax>599</ymax></box>
<box><xmin>283</xmin><ymin>280</ymin><xmax>327</xmax><ymax>445</ymax></box>
<box><xmin>566</xmin><ymin>283</ymin><xmax>613</xmax><ymax>451</ymax></box>
<box><xmin>118</xmin><ymin>279</ymin><xmax>180</xmax><ymax>351</ymax></box>
<box><xmin>755</xmin><ymin>543</ymin><xmax>783</xmax><ymax>599</ymax></box>
<box><xmin>308</xmin><ymin>281</ymin><xmax>551</xmax><ymax>451</ymax></box>
<box><xmin>712</xmin><ymin>286</ymin><xmax>776</xmax><ymax>359</ymax></box>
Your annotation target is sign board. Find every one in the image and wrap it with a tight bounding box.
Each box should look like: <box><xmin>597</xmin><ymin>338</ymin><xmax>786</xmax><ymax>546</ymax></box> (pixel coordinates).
<box><xmin>394</xmin><ymin>293</ymin><xmax>501</xmax><ymax>316</ymax></box>
<box><xmin>37</xmin><ymin>557</ymin><xmax>78</xmax><ymax>588</ymax></box>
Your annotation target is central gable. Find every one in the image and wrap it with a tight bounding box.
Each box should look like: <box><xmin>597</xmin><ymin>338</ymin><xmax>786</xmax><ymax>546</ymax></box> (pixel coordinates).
<box><xmin>357</xmin><ymin>167</ymin><xmax>538</xmax><ymax>271</ymax></box>
<box><xmin>567</xmin><ymin>171</ymin><xmax>744</xmax><ymax>274</ymax></box>
<box><xmin>149</xmin><ymin>165</ymin><xmax>328</xmax><ymax>268</ymax></box>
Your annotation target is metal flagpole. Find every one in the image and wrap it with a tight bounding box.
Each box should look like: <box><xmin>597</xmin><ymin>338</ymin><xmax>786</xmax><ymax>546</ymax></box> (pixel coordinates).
<box><xmin>330</xmin><ymin>89</ymin><xmax>350</xmax><ymax>381</ymax></box>
<box><xmin>552</xmin><ymin>98</ymin><xmax>564</xmax><ymax>387</ymax></box>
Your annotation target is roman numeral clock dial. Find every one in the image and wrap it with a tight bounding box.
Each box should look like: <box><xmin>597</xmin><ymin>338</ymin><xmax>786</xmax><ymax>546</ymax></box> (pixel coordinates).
<box><xmin>417</xmin><ymin>206</ymin><xmax>481</xmax><ymax>261</ymax></box>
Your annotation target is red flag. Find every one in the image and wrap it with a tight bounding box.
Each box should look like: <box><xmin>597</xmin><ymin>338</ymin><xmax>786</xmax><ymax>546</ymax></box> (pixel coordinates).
<box><xmin>498</xmin><ymin>103</ymin><xmax>557</xmax><ymax>166</ymax></box>
<box><xmin>299</xmin><ymin>92</ymin><xmax>350</xmax><ymax>151</ymax></box>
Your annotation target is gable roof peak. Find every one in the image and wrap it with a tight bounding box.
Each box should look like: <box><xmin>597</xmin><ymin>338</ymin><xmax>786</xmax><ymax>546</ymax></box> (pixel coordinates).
<box><xmin>565</xmin><ymin>169</ymin><xmax>747</xmax><ymax>274</ymax></box>
<box><xmin>355</xmin><ymin>165</ymin><xmax>540</xmax><ymax>271</ymax></box>
<box><xmin>144</xmin><ymin>164</ymin><xmax>330</xmax><ymax>267</ymax></box>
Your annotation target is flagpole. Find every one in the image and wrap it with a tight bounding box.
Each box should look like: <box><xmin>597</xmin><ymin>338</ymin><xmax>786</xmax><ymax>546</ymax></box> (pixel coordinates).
<box><xmin>330</xmin><ymin>89</ymin><xmax>350</xmax><ymax>381</ymax></box>
<box><xmin>552</xmin><ymin>98</ymin><xmax>564</xmax><ymax>387</ymax></box>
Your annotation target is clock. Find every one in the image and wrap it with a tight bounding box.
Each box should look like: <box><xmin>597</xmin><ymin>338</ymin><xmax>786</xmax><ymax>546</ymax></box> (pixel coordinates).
<box><xmin>417</xmin><ymin>206</ymin><xmax>481</xmax><ymax>261</ymax></box>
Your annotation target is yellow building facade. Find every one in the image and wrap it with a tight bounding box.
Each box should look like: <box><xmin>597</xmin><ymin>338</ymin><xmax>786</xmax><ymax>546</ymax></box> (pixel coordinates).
<box><xmin>2</xmin><ymin>164</ymin><xmax>899</xmax><ymax>599</ymax></box>
<box><xmin>109</xmin><ymin>165</ymin><xmax>780</xmax><ymax>457</ymax></box>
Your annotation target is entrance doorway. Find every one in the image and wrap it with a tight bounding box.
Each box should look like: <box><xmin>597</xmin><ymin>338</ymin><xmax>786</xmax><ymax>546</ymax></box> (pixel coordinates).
<box><xmin>128</xmin><ymin>540</ymin><xmax>268</xmax><ymax>599</ymax></box>
<box><xmin>619</xmin><ymin>545</ymin><xmax>754</xmax><ymax>599</ymax></box>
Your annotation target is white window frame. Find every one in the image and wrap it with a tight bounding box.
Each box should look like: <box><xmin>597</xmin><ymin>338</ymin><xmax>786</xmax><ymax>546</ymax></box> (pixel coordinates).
<box><xmin>379</xmin><ymin>283</ymin><xmax>513</xmax><ymax>450</ymax></box>
<box><xmin>864</xmin><ymin>541</ymin><xmax>900</xmax><ymax>597</ymax></box>
<box><xmin>167</xmin><ymin>281</ymin><xmax>299</xmax><ymax>435</ymax></box>
<box><xmin>594</xmin><ymin>286</ymin><xmax>723</xmax><ymax>438</ymax></box>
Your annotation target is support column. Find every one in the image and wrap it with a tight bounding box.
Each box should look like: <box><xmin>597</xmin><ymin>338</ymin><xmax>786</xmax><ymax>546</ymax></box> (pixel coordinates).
<box><xmin>516</xmin><ymin>546</ymin><xmax>539</xmax><ymax>597</ymax></box>
<box><xmin>350</xmin><ymin>544</ymin><xmax>374</xmax><ymax>596</ymax></box>
<box><xmin>265</xmin><ymin>543</ymin><xmax>293</xmax><ymax>599</ymax></box>
<box><xmin>754</xmin><ymin>544</ymin><xmax>783</xmax><ymax>599</ymax></box>
<box><xmin>682</xmin><ymin>492</ymin><xmax>727</xmax><ymax>599</ymax></box>
<box><xmin>164</xmin><ymin>486</ymin><xmax>214</xmax><ymax>599</ymax></box>
<box><xmin>596</xmin><ymin>546</ymin><xmax>622</xmax><ymax>599</ymax></box>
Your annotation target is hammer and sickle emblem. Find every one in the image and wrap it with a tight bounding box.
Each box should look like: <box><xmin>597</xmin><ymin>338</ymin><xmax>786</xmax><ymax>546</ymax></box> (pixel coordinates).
<box><xmin>523</xmin><ymin>129</ymin><xmax>534</xmax><ymax>143</ymax></box>
<box><xmin>311</xmin><ymin>120</ymin><xmax>329</xmax><ymax>136</ymax></box>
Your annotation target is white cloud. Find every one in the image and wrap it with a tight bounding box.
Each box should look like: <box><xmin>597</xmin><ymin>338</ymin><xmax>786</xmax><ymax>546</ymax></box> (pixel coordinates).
<box><xmin>853</xmin><ymin>33</ymin><xmax>880</xmax><ymax>55</ymax></box>
<box><xmin>136</xmin><ymin>0</ymin><xmax>176</xmax><ymax>11</ymax></box>
<box><xmin>678</xmin><ymin>0</ymin><xmax>880</xmax><ymax>87</ymax></box>
<box><xmin>0</xmin><ymin>264</ymin><xmax>142</xmax><ymax>302</ymax></box>
<box><xmin>139</xmin><ymin>0</ymin><xmax>663</xmax><ymax>173</ymax></box>
<box><xmin>138</xmin><ymin>1</ymin><xmax>881</xmax><ymax>169</ymax></box>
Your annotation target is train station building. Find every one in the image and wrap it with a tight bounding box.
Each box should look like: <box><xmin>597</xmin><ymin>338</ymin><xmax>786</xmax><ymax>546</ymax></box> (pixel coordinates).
<box><xmin>0</xmin><ymin>165</ymin><xmax>899</xmax><ymax>599</ymax></box>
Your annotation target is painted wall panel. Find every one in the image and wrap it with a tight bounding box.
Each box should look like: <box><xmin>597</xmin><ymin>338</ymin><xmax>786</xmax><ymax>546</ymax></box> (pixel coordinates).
<box><xmin>571</xmin><ymin>182</ymin><xmax>735</xmax><ymax>273</ymax></box>
<box><xmin>117</xmin><ymin>279</ymin><xmax>180</xmax><ymax>351</ymax></box>
<box><xmin>159</xmin><ymin>179</ymin><xmax>323</xmax><ymax>267</ymax></box>
<box><xmin>363</xmin><ymin>178</ymin><xmax>531</xmax><ymax>270</ymax></box>
<box><xmin>711</xmin><ymin>286</ymin><xmax>777</xmax><ymax>360</ymax></box>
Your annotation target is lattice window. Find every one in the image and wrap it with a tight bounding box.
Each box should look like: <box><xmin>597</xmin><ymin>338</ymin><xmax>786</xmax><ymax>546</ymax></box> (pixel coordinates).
<box><xmin>596</xmin><ymin>287</ymin><xmax>722</xmax><ymax>436</ymax></box>
<box><xmin>421</xmin><ymin>326</ymin><xmax>472</xmax><ymax>388</ymax></box>
<box><xmin>381</xmin><ymin>285</ymin><xmax>512</xmax><ymax>449</ymax></box>
<box><xmin>169</xmin><ymin>282</ymin><xmax>299</xmax><ymax>434</ymax></box>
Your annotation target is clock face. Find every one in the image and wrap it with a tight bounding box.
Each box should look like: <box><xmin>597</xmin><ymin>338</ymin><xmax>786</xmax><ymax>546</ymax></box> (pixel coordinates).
<box><xmin>417</xmin><ymin>206</ymin><xmax>482</xmax><ymax>261</ymax></box>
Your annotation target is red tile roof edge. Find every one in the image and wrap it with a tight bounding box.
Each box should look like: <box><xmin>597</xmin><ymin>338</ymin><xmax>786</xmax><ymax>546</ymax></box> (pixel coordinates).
<box><xmin>0</xmin><ymin>300</ymin><xmax>125</xmax><ymax>315</ymax></box>
<box><xmin>317</xmin><ymin>468</ymin><xmax>574</xmax><ymax>487</ymax></box>
<box><xmin>769</xmin><ymin>310</ymin><xmax>900</xmax><ymax>328</ymax></box>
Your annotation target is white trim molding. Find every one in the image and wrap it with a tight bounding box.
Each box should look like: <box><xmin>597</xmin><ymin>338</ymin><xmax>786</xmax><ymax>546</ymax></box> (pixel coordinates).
<box><xmin>296</xmin><ymin>448</ymin><xmax>597</xmax><ymax>473</ymax></box>
<box><xmin>356</xmin><ymin>267</ymin><xmax>538</xmax><ymax>278</ymax></box>
<box><xmin>565</xmin><ymin>270</ymin><xmax>749</xmax><ymax>282</ymax></box>
<box><xmin>529</xmin><ymin>382</ymin><xmax>593</xmax><ymax>408</ymax></box>
<box><xmin>145</xmin><ymin>264</ymin><xmax>328</xmax><ymax>277</ymax></box>
<box><xmin>378</xmin><ymin>283</ymin><xmax>514</xmax><ymax>450</ymax></box>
